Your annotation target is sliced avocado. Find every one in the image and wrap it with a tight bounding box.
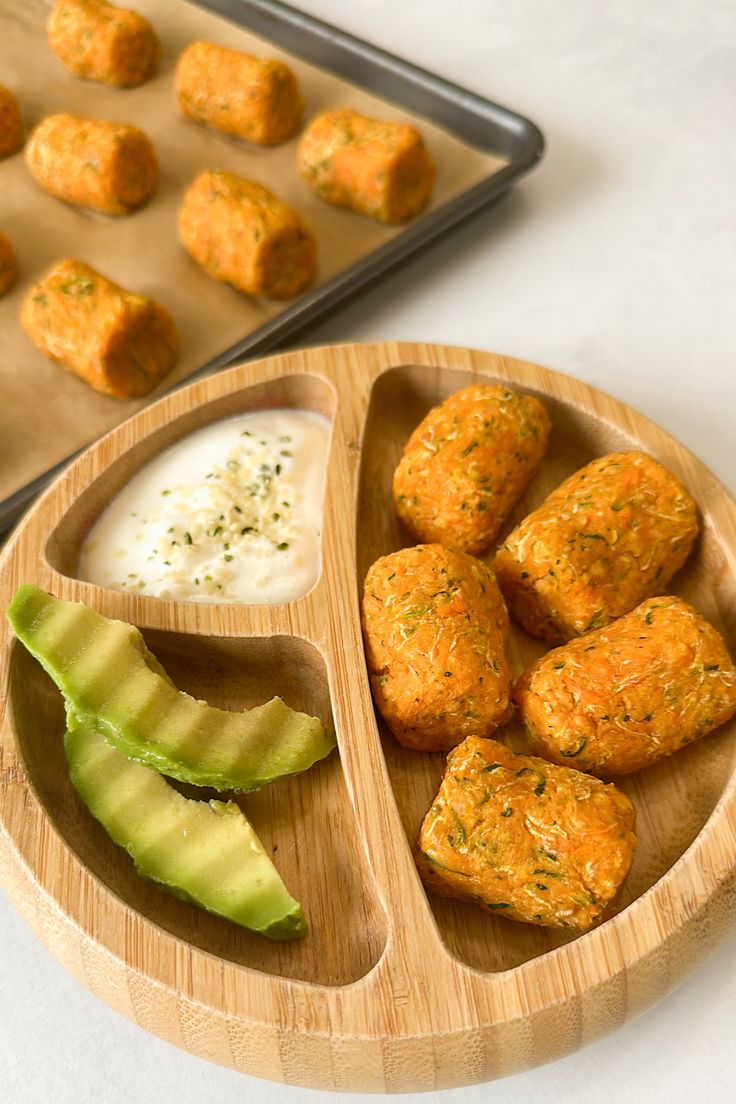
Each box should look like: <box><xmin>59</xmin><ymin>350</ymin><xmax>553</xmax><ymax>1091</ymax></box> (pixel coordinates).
<box><xmin>8</xmin><ymin>584</ymin><xmax>334</xmax><ymax>792</ymax></box>
<box><xmin>65</xmin><ymin>720</ymin><xmax>306</xmax><ymax>939</ymax></box>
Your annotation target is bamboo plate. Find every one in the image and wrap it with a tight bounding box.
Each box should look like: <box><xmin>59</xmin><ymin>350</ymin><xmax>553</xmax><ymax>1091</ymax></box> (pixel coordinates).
<box><xmin>1</xmin><ymin>341</ymin><xmax>736</xmax><ymax>1093</ymax></box>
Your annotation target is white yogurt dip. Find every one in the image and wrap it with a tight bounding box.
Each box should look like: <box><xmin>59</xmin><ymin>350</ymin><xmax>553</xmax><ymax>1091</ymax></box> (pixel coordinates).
<box><xmin>79</xmin><ymin>409</ymin><xmax>331</xmax><ymax>604</ymax></box>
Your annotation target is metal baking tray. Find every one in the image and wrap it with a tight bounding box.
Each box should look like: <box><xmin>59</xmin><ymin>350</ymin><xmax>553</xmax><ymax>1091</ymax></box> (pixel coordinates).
<box><xmin>0</xmin><ymin>0</ymin><xmax>543</xmax><ymax>535</ymax></box>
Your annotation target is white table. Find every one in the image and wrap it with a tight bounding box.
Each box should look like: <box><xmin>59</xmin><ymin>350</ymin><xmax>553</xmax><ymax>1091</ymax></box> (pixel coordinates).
<box><xmin>3</xmin><ymin>1</ymin><xmax>735</xmax><ymax>1100</ymax></box>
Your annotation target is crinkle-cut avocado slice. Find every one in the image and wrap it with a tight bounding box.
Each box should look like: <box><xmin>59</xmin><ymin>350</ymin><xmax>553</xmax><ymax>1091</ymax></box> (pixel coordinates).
<box><xmin>7</xmin><ymin>584</ymin><xmax>334</xmax><ymax>792</ymax></box>
<box><xmin>64</xmin><ymin>720</ymin><xmax>306</xmax><ymax>940</ymax></box>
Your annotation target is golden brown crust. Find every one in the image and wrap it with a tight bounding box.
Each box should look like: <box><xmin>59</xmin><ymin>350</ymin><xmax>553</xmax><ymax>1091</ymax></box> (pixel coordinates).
<box><xmin>515</xmin><ymin>596</ymin><xmax>736</xmax><ymax>776</ymax></box>
<box><xmin>416</xmin><ymin>736</ymin><xmax>636</xmax><ymax>930</ymax></box>
<box><xmin>298</xmin><ymin>108</ymin><xmax>436</xmax><ymax>223</ymax></box>
<box><xmin>47</xmin><ymin>0</ymin><xmax>160</xmax><ymax>88</ymax></box>
<box><xmin>0</xmin><ymin>85</ymin><xmax>22</xmax><ymax>159</ymax></box>
<box><xmin>494</xmin><ymin>450</ymin><xmax>699</xmax><ymax>643</ymax></box>
<box><xmin>361</xmin><ymin>544</ymin><xmax>511</xmax><ymax>751</ymax></box>
<box><xmin>25</xmin><ymin>114</ymin><xmax>158</xmax><ymax>216</ymax></box>
<box><xmin>392</xmin><ymin>384</ymin><xmax>551</xmax><ymax>554</ymax></box>
<box><xmin>178</xmin><ymin>171</ymin><xmax>316</xmax><ymax>299</ymax></box>
<box><xmin>0</xmin><ymin>231</ymin><xmax>16</xmax><ymax>297</ymax></box>
<box><xmin>21</xmin><ymin>259</ymin><xmax>178</xmax><ymax>399</ymax></box>
<box><xmin>175</xmin><ymin>42</ymin><xmax>302</xmax><ymax>146</ymax></box>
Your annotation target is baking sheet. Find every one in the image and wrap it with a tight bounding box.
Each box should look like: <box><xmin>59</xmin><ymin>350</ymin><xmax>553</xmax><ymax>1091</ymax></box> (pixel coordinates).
<box><xmin>0</xmin><ymin>0</ymin><xmax>508</xmax><ymax>505</ymax></box>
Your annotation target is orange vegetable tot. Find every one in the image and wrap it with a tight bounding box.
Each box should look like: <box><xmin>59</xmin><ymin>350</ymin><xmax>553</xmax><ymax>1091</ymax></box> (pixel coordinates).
<box><xmin>178</xmin><ymin>171</ymin><xmax>316</xmax><ymax>299</ymax></box>
<box><xmin>361</xmin><ymin>544</ymin><xmax>511</xmax><ymax>751</ymax></box>
<box><xmin>26</xmin><ymin>114</ymin><xmax>158</xmax><ymax>216</ymax></box>
<box><xmin>515</xmin><ymin>596</ymin><xmax>736</xmax><ymax>777</ymax></box>
<box><xmin>416</xmin><ymin>736</ymin><xmax>636</xmax><ymax>930</ymax></box>
<box><xmin>47</xmin><ymin>0</ymin><xmax>160</xmax><ymax>88</ymax></box>
<box><xmin>393</xmin><ymin>384</ymin><xmax>550</xmax><ymax>555</ymax></box>
<box><xmin>21</xmin><ymin>259</ymin><xmax>178</xmax><ymax>399</ymax></box>
<box><xmin>298</xmin><ymin>108</ymin><xmax>436</xmax><ymax>223</ymax></box>
<box><xmin>175</xmin><ymin>41</ymin><xmax>302</xmax><ymax>146</ymax></box>
<box><xmin>494</xmin><ymin>451</ymin><xmax>699</xmax><ymax>644</ymax></box>
<box><xmin>0</xmin><ymin>231</ymin><xmax>16</xmax><ymax>297</ymax></box>
<box><xmin>0</xmin><ymin>85</ymin><xmax>22</xmax><ymax>158</ymax></box>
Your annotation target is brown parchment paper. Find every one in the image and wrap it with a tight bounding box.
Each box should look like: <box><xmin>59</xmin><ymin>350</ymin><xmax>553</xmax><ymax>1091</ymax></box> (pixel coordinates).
<box><xmin>0</xmin><ymin>0</ymin><xmax>508</xmax><ymax>503</ymax></box>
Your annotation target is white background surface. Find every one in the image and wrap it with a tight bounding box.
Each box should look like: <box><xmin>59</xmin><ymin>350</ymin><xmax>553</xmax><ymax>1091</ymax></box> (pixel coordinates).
<box><xmin>2</xmin><ymin>1</ymin><xmax>735</xmax><ymax>1101</ymax></box>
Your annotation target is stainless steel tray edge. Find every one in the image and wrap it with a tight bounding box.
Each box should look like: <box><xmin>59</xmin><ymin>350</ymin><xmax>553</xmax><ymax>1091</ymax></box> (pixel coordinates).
<box><xmin>0</xmin><ymin>0</ymin><xmax>544</xmax><ymax>535</ymax></box>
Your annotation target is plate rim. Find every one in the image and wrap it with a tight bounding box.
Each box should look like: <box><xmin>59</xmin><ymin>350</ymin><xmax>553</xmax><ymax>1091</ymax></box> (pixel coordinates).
<box><xmin>2</xmin><ymin>341</ymin><xmax>735</xmax><ymax>1089</ymax></box>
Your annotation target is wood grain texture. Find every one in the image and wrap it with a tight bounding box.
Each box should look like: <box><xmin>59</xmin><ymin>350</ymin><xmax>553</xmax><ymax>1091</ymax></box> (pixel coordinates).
<box><xmin>1</xmin><ymin>341</ymin><xmax>736</xmax><ymax>1092</ymax></box>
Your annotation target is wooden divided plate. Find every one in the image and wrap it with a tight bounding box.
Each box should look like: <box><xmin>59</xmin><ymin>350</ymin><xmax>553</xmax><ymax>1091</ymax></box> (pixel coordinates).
<box><xmin>1</xmin><ymin>342</ymin><xmax>736</xmax><ymax>1092</ymax></box>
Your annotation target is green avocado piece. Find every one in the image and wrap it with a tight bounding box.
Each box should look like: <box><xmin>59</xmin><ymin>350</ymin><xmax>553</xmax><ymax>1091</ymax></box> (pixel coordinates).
<box><xmin>7</xmin><ymin>584</ymin><xmax>334</xmax><ymax>792</ymax></box>
<box><xmin>65</xmin><ymin>719</ymin><xmax>306</xmax><ymax>939</ymax></box>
